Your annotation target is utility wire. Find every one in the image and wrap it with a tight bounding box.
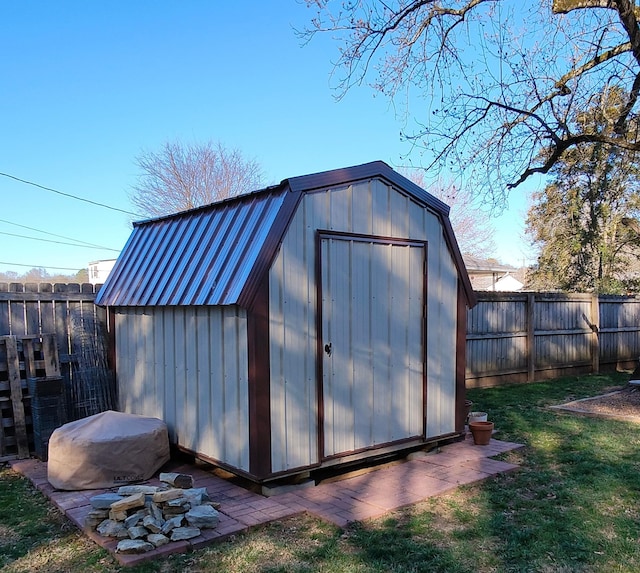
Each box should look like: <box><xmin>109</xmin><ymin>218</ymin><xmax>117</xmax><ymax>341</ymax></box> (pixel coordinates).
<box><xmin>0</xmin><ymin>260</ymin><xmax>85</xmax><ymax>271</ymax></box>
<box><xmin>0</xmin><ymin>218</ymin><xmax>119</xmax><ymax>250</ymax></box>
<box><xmin>0</xmin><ymin>230</ymin><xmax>120</xmax><ymax>250</ymax></box>
<box><xmin>0</xmin><ymin>171</ymin><xmax>141</xmax><ymax>216</ymax></box>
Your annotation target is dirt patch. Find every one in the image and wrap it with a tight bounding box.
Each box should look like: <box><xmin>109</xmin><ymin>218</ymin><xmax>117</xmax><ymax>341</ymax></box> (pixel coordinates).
<box><xmin>553</xmin><ymin>384</ymin><xmax>640</xmax><ymax>422</ymax></box>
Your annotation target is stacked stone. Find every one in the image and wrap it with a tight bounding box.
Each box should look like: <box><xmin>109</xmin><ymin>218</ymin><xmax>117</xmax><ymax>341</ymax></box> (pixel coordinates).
<box><xmin>86</xmin><ymin>472</ymin><xmax>220</xmax><ymax>554</ymax></box>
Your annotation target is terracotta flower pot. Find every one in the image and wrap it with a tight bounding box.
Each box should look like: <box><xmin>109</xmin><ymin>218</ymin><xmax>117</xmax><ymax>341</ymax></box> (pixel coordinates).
<box><xmin>469</xmin><ymin>421</ymin><xmax>494</xmax><ymax>446</ymax></box>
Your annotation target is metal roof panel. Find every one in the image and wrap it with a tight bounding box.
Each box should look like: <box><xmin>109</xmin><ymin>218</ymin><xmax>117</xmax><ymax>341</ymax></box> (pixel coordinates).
<box><xmin>96</xmin><ymin>186</ymin><xmax>289</xmax><ymax>307</ymax></box>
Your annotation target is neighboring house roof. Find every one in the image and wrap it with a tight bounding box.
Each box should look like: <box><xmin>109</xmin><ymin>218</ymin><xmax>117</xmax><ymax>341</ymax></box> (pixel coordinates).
<box><xmin>472</xmin><ymin>273</ymin><xmax>524</xmax><ymax>292</ymax></box>
<box><xmin>463</xmin><ymin>255</ymin><xmax>523</xmax><ymax>291</ymax></box>
<box><xmin>96</xmin><ymin>161</ymin><xmax>476</xmax><ymax>308</ymax></box>
<box><xmin>463</xmin><ymin>255</ymin><xmax>517</xmax><ymax>274</ymax></box>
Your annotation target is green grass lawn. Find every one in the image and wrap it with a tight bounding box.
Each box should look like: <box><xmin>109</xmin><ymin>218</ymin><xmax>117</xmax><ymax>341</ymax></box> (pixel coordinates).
<box><xmin>2</xmin><ymin>372</ymin><xmax>640</xmax><ymax>572</ymax></box>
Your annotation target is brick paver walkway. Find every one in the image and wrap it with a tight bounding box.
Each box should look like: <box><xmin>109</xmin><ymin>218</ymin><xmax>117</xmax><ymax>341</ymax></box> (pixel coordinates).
<box><xmin>9</xmin><ymin>434</ymin><xmax>523</xmax><ymax>566</ymax></box>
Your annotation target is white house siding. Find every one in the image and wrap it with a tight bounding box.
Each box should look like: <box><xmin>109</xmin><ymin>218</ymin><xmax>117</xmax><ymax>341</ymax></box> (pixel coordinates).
<box><xmin>269</xmin><ymin>178</ymin><xmax>459</xmax><ymax>473</ymax></box>
<box><xmin>115</xmin><ymin>305</ymin><xmax>250</xmax><ymax>473</ymax></box>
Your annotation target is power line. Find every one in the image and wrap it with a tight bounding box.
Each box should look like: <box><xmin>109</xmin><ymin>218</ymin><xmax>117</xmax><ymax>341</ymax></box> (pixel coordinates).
<box><xmin>0</xmin><ymin>230</ymin><xmax>120</xmax><ymax>251</ymax></box>
<box><xmin>0</xmin><ymin>171</ymin><xmax>141</xmax><ymax>216</ymax></box>
<box><xmin>0</xmin><ymin>218</ymin><xmax>119</xmax><ymax>250</ymax></box>
<box><xmin>0</xmin><ymin>260</ymin><xmax>85</xmax><ymax>271</ymax></box>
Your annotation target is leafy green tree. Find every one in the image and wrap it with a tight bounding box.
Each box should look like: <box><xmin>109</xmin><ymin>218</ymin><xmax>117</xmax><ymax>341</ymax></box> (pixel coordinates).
<box><xmin>526</xmin><ymin>88</ymin><xmax>640</xmax><ymax>293</ymax></box>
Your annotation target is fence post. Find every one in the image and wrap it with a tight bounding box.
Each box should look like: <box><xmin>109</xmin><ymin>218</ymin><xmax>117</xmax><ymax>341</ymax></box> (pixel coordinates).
<box><xmin>591</xmin><ymin>293</ymin><xmax>600</xmax><ymax>374</ymax></box>
<box><xmin>527</xmin><ymin>293</ymin><xmax>535</xmax><ymax>382</ymax></box>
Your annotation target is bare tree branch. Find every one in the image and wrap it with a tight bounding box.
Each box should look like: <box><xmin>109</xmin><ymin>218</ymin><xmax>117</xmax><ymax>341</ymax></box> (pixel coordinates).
<box><xmin>303</xmin><ymin>0</ymin><xmax>640</xmax><ymax>205</ymax></box>
<box><xmin>129</xmin><ymin>141</ymin><xmax>264</xmax><ymax>219</ymax></box>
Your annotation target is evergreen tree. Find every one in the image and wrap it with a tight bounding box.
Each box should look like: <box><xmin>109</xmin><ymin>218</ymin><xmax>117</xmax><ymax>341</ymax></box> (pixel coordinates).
<box><xmin>526</xmin><ymin>88</ymin><xmax>640</xmax><ymax>293</ymax></box>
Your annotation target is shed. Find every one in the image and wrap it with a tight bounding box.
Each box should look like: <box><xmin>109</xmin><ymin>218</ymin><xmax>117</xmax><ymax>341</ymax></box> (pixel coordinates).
<box><xmin>96</xmin><ymin>161</ymin><xmax>477</xmax><ymax>483</ymax></box>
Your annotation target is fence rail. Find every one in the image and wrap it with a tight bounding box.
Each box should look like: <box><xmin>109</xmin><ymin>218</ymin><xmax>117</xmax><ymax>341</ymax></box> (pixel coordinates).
<box><xmin>0</xmin><ymin>283</ymin><xmax>106</xmax><ymax>368</ymax></box>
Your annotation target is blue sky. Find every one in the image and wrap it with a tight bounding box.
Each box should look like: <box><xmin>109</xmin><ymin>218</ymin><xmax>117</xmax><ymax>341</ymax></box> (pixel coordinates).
<box><xmin>0</xmin><ymin>1</ymin><xmax>535</xmax><ymax>276</ymax></box>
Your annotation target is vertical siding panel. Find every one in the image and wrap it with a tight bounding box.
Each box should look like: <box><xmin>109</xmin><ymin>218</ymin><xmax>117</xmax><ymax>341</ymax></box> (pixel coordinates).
<box><xmin>196</xmin><ymin>307</ymin><xmax>212</xmax><ymax>459</ymax></box>
<box><xmin>151</xmin><ymin>309</ymin><xmax>164</xmax><ymax>424</ymax></box>
<box><xmin>173</xmin><ymin>309</ymin><xmax>187</xmax><ymax>448</ymax></box>
<box><xmin>389</xmin><ymin>244</ymin><xmax>409</xmax><ymax>441</ymax></box>
<box><xmin>141</xmin><ymin>309</ymin><xmax>153</xmax><ymax>418</ymax></box>
<box><xmin>282</xmin><ymin>209</ymin><xmax>309</xmax><ymax>468</ymax></box>
<box><xmin>236</xmin><ymin>308</ymin><xmax>250</xmax><ymax>471</ymax></box>
<box><xmin>351</xmin><ymin>181</ymin><xmax>373</xmax><ymax>234</ymax></box>
<box><xmin>330</xmin><ymin>184</ymin><xmax>351</xmax><ymax>231</ymax></box>
<box><xmin>389</xmin><ymin>187</ymin><xmax>410</xmax><ymax>237</ymax></box>
<box><xmin>163</xmin><ymin>308</ymin><xmax>176</xmax><ymax>442</ymax></box>
<box><xmin>408</xmin><ymin>245</ymin><xmax>425</xmax><ymax>436</ymax></box>
<box><xmin>115</xmin><ymin>313</ymin><xmax>128</xmax><ymax>413</ymax></box>
<box><xmin>332</xmin><ymin>238</ymin><xmax>354</xmax><ymax>454</ymax></box>
<box><xmin>320</xmin><ymin>237</ymin><xmax>335</xmax><ymax>457</ymax></box>
<box><xmin>223</xmin><ymin>307</ymin><xmax>240</xmax><ymax>466</ymax></box>
<box><xmin>372</xmin><ymin>242</ymin><xmax>392</xmax><ymax>444</ymax></box>
<box><xmin>425</xmin><ymin>213</ymin><xmax>444</xmax><ymax>437</ymax></box>
<box><xmin>208</xmin><ymin>308</ymin><xmax>225</xmax><ymax>463</ymax></box>
<box><xmin>351</xmin><ymin>241</ymin><xmax>373</xmax><ymax>450</ymax></box>
<box><xmin>269</xmin><ymin>250</ymin><xmax>286</xmax><ymax>472</ymax></box>
<box><xmin>127</xmin><ymin>309</ymin><xmax>141</xmax><ymax>413</ymax></box>
<box><xmin>303</xmin><ymin>198</ymin><xmax>318</xmax><ymax>466</ymax></box>
<box><xmin>371</xmin><ymin>180</ymin><xmax>391</xmax><ymax>236</ymax></box>
<box><xmin>184</xmin><ymin>307</ymin><xmax>198</xmax><ymax>451</ymax></box>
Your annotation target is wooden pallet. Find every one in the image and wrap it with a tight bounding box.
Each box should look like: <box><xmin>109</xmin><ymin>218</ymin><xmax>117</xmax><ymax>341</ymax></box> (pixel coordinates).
<box><xmin>0</xmin><ymin>334</ymin><xmax>60</xmax><ymax>462</ymax></box>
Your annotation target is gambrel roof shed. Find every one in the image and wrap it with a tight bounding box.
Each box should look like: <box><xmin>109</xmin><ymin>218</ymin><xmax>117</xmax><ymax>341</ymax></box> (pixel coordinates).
<box><xmin>97</xmin><ymin>161</ymin><xmax>476</xmax><ymax>483</ymax></box>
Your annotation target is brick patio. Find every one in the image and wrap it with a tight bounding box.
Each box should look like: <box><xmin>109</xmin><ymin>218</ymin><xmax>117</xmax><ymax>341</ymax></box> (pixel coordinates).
<box><xmin>9</xmin><ymin>433</ymin><xmax>523</xmax><ymax>567</ymax></box>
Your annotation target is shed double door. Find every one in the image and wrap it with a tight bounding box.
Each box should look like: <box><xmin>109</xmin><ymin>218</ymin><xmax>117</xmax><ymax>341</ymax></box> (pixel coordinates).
<box><xmin>319</xmin><ymin>233</ymin><xmax>426</xmax><ymax>459</ymax></box>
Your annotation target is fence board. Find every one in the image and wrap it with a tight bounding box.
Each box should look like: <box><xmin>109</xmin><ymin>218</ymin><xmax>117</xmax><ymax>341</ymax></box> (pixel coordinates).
<box><xmin>0</xmin><ymin>283</ymin><xmax>107</xmax><ymax>460</ymax></box>
<box><xmin>467</xmin><ymin>292</ymin><xmax>640</xmax><ymax>387</ymax></box>
<box><xmin>3</xmin><ymin>336</ymin><xmax>29</xmax><ymax>458</ymax></box>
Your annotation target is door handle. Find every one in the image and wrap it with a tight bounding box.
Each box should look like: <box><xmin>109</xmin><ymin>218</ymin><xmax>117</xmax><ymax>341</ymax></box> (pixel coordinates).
<box><xmin>324</xmin><ymin>343</ymin><xmax>332</xmax><ymax>356</ymax></box>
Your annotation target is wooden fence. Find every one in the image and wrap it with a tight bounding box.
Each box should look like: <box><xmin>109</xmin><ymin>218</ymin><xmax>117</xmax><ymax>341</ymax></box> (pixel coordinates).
<box><xmin>467</xmin><ymin>292</ymin><xmax>640</xmax><ymax>387</ymax></box>
<box><xmin>0</xmin><ymin>283</ymin><xmax>110</xmax><ymax>460</ymax></box>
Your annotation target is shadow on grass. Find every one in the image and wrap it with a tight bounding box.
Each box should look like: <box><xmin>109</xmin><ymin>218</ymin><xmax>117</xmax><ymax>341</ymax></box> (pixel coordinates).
<box><xmin>340</xmin><ymin>373</ymin><xmax>640</xmax><ymax>573</ymax></box>
<box><xmin>469</xmin><ymin>373</ymin><xmax>640</xmax><ymax>572</ymax></box>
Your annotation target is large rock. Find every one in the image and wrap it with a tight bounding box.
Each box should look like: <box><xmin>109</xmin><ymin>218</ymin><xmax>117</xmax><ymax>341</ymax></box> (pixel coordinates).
<box><xmin>128</xmin><ymin>525</ymin><xmax>149</xmax><ymax>540</ymax></box>
<box><xmin>111</xmin><ymin>492</ymin><xmax>146</xmax><ymax>513</ymax></box>
<box><xmin>118</xmin><ymin>485</ymin><xmax>159</xmax><ymax>496</ymax></box>
<box><xmin>152</xmin><ymin>488</ymin><xmax>183</xmax><ymax>503</ymax></box>
<box><xmin>170</xmin><ymin>526</ymin><xmax>201</xmax><ymax>541</ymax></box>
<box><xmin>147</xmin><ymin>533</ymin><xmax>170</xmax><ymax>548</ymax></box>
<box><xmin>182</xmin><ymin>487</ymin><xmax>211</xmax><ymax>506</ymax></box>
<box><xmin>90</xmin><ymin>493</ymin><xmax>124</xmax><ymax>510</ymax></box>
<box><xmin>186</xmin><ymin>505</ymin><xmax>220</xmax><ymax>529</ymax></box>
<box><xmin>97</xmin><ymin>519</ymin><xmax>129</xmax><ymax>539</ymax></box>
<box><xmin>159</xmin><ymin>472</ymin><xmax>194</xmax><ymax>489</ymax></box>
<box><xmin>142</xmin><ymin>515</ymin><xmax>163</xmax><ymax>533</ymax></box>
<box><xmin>116</xmin><ymin>539</ymin><xmax>154</xmax><ymax>554</ymax></box>
<box><xmin>160</xmin><ymin>515</ymin><xmax>184</xmax><ymax>535</ymax></box>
